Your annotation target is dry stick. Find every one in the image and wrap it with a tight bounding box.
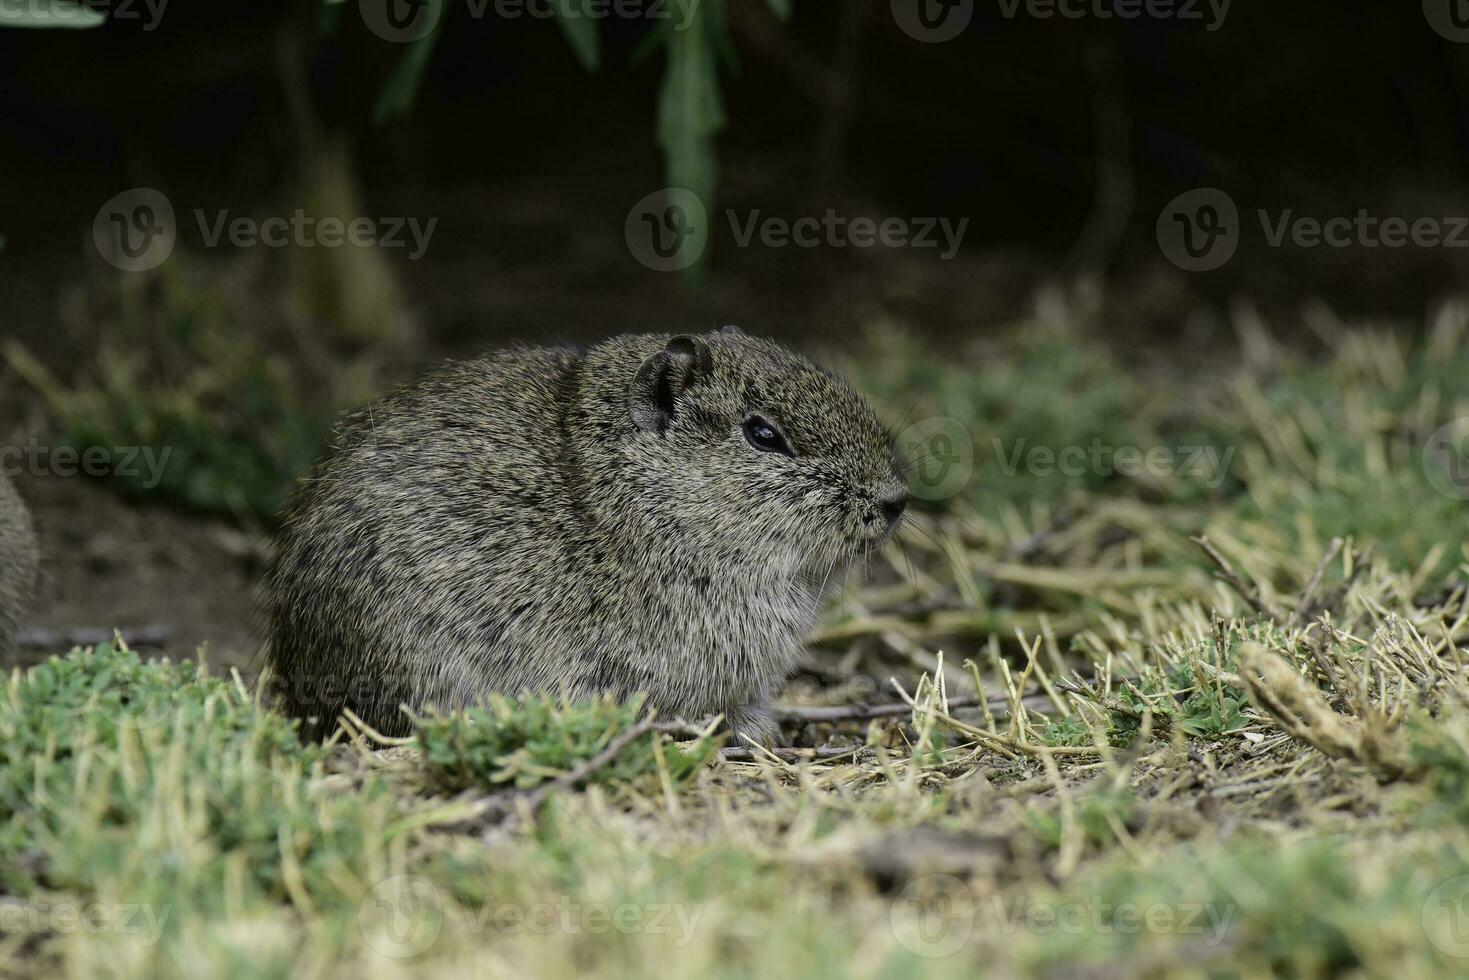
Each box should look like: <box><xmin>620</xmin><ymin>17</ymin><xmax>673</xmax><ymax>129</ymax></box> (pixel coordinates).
<box><xmin>1303</xmin><ymin>625</ymin><xmax>1346</xmax><ymax>700</ymax></box>
<box><xmin>768</xmin><ymin>693</ymin><xmax>1050</xmax><ymax>724</ymax></box>
<box><xmin>521</xmin><ymin>719</ymin><xmax>663</xmax><ymax>812</ymax></box>
<box><xmin>718</xmin><ymin>745</ymin><xmax>869</xmax><ymax>763</ymax></box>
<box><xmin>1190</xmin><ymin>535</ymin><xmax>1283</xmax><ymax>620</ymax></box>
<box><xmin>1287</xmin><ymin>537</ymin><xmax>1345</xmax><ymax>630</ymax></box>
<box><xmin>1343</xmin><ymin>543</ymin><xmax>1374</xmax><ymax>593</ymax></box>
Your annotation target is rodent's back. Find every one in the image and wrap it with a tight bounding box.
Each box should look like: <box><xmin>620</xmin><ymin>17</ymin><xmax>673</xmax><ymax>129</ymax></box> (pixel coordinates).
<box><xmin>267</xmin><ymin>347</ymin><xmax>590</xmax><ymax>735</ymax></box>
<box><xmin>0</xmin><ymin>473</ymin><xmax>38</xmax><ymax>659</ymax></box>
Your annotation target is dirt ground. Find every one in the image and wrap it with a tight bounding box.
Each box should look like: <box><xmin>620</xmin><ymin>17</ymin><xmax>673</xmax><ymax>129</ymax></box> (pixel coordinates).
<box><xmin>8</xmin><ymin>468</ymin><xmax>264</xmax><ymax>673</ymax></box>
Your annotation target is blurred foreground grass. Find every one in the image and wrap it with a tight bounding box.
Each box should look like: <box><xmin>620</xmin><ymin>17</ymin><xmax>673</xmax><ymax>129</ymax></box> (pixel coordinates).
<box><xmin>4</xmin><ymin>299</ymin><xmax>1469</xmax><ymax>977</ymax></box>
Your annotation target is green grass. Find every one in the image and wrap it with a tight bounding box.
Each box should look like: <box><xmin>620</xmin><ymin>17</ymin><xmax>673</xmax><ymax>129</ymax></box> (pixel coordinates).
<box><xmin>9</xmin><ymin>306</ymin><xmax>1469</xmax><ymax>977</ymax></box>
<box><xmin>415</xmin><ymin>694</ymin><xmax>716</xmax><ymax>793</ymax></box>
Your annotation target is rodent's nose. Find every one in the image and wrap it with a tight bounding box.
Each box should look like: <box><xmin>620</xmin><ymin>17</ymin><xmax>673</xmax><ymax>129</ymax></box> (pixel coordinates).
<box><xmin>879</xmin><ymin>488</ymin><xmax>910</xmax><ymax>529</ymax></box>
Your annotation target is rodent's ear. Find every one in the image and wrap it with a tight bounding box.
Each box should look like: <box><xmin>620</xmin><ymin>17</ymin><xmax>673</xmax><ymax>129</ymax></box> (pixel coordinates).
<box><xmin>629</xmin><ymin>335</ymin><xmax>711</xmax><ymax>435</ymax></box>
<box><xmin>720</xmin><ymin>324</ymin><xmax>744</xmax><ymax>337</ymax></box>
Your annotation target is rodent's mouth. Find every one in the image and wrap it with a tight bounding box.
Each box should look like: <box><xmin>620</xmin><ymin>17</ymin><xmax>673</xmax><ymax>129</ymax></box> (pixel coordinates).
<box><xmin>863</xmin><ymin>518</ymin><xmax>902</xmax><ymax>552</ymax></box>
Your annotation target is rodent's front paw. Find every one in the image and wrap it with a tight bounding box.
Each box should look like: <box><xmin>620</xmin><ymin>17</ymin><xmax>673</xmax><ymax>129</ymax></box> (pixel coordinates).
<box><xmin>725</xmin><ymin>704</ymin><xmax>782</xmax><ymax>749</ymax></box>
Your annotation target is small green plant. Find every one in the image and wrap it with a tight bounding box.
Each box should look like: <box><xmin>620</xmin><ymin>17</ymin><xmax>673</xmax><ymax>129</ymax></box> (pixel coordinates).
<box><xmin>415</xmin><ymin>694</ymin><xmax>716</xmax><ymax>793</ymax></box>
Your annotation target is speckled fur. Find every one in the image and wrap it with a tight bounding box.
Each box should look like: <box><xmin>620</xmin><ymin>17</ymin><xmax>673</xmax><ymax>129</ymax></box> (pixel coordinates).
<box><xmin>266</xmin><ymin>329</ymin><xmax>907</xmax><ymax>741</ymax></box>
<box><xmin>0</xmin><ymin>473</ymin><xmax>38</xmax><ymax>660</ymax></box>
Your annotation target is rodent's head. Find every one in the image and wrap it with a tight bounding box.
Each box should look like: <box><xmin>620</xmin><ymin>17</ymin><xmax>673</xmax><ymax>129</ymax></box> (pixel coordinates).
<box><xmin>582</xmin><ymin>326</ymin><xmax>908</xmax><ymax>577</ymax></box>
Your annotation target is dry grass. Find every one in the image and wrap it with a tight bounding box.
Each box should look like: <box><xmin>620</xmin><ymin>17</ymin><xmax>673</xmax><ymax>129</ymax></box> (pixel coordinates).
<box><xmin>5</xmin><ymin>300</ymin><xmax>1469</xmax><ymax>977</ymax></box>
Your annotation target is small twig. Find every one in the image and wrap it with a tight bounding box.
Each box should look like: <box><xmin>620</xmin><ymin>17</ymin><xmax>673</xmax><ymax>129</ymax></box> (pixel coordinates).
<box><xmin>1303</xmin><ymin>626</ymin><xmax>1347</xmax><ymax>704</ymax></box>
<box><xmin>1190</xmin><ymin>535</ymin><xmax>1282</xmax><ymax>620</ymax></box>
<box><xmin>522</xmin><ymin>719</ymin><xmax>661</xmax><ymax>812</ymax></box>
<box><xmin>770</xmin><ymin>692</ymin><xmax>1054</xmax><ymax>725</ymax></box>
<box><xmin>425</xmin><ymin>718</ymin><xmax>712</xmax><ymax>836</ymax></box>
<box><xmin>718</xmin><ymin>745</ymin><xmax>869</xmax><ymax>763</ymax></box>
<box><xmin>1287</xmin><ymin>537</ymin><xmax>1344</xmax><ymax>629</ymax></box>
<box><xmin>775</xmin><ymin>695</ymin><xmax>964</xmax><ymax>723</ymax></box>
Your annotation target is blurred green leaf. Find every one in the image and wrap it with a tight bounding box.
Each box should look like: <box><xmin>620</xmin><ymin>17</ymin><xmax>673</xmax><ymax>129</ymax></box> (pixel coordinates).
<box><xmin>372</xmin><ymin>16</ymin><xmax>446</xmax><ymax>125</ymax></box>
<box><xmin>656</xmin><ymin>0</ymin><xmax>728</xmax><ymax>283</ymax></box>
<box><xmin>551</xmin><ymin>0</ymin><xmax>601</xmax><ymax>72</ymax></box>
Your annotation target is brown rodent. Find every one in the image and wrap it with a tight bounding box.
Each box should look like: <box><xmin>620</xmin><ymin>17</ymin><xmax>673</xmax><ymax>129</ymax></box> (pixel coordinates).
<box><xmin>0</xmin><ymin>473</ymin><xmax>38</xmax><ymax>660</ymax></box>
<box><xmin>266</xmin><ymin>326</ymin><xmax>909</xmax><ymax>742</ymax></box>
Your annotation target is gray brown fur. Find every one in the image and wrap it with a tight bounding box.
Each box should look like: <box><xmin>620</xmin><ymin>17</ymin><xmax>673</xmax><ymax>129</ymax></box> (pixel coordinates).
<box><xmin>0</xmin><ymin>473</ymin><xmax>38</xmax><ymax>659</ymax></box>
<box><xmin>266</xmin><ymin>328</ymin><xmax>908</xmax><ymax>742</ymax></box>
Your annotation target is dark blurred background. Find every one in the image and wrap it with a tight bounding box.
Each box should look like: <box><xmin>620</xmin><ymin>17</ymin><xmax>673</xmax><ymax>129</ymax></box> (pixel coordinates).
<box><xmin>5</xmin><ymin>0</ymin><xmax>1469</xmax><ymax>357</ymax></box>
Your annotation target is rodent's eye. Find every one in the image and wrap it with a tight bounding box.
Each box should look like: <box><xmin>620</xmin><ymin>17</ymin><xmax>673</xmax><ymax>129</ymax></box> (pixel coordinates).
<box><xmin>742</xmin><ymin>415</ymin><xmax>795</xmax><ymax>458</ymax></box>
